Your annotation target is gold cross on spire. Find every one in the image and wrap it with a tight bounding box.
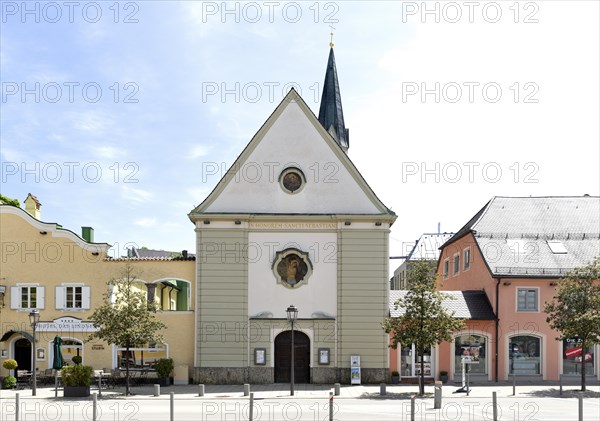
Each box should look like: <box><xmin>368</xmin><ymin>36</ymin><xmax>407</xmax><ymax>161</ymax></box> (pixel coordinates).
<box><xmin>329</xmin><ymin>28</ymin><xmax>335</xmax><ymax>48</ymax></box>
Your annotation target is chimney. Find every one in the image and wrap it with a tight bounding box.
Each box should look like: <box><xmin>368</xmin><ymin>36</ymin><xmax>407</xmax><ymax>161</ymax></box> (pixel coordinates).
<box><xmin>182</xmin><ymin>250</ymin><xmax>188</xmax><ymax>259</ymax></box>
<box><xmin>24</xmin><ymin>193</ymin><xmax>41</xmax><ymax>219</ymax></box>
<box><xmin>81</xmin><ymin>227</ymin><xmax>94</xmax><ymax>243</ymax></box>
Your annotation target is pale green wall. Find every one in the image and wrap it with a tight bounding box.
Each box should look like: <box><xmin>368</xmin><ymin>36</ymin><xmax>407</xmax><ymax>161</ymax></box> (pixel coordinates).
<box><xmin>337</xmin><ymin>229</ymin><xmax>389</xmax><ymax>369</ymax></box>
<box><xmin>196</xmin><ymin>229</ymin><xmax>248</xmax><ymax>367</ymax></box>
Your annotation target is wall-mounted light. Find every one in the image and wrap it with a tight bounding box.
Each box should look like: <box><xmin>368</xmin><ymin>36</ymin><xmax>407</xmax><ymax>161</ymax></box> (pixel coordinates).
<box><xmin>235</xmin><ymin>220</ymin><xmax>241</xmax><ymax>225</ymax></box>
<box><xmin>375</xmin><ymin>222</ymin><xmax>382</xmax><ymax>226</ymax></box>
<box><xmin>39</xmin><ymin>231</ymin><xmax>47</xmax><ymax>235</ymax></box>
<box><xmin>503</xmin><ymin>282</ymin><xmax>512</xmax><ymax>286</ymax></box>
<box><xmin>203</xmin><ymin>220</ymin><xmax>210</xmax><ymax>225</ymax></box>
<box><xmin>549</xmin><ymin>282</ymin><xmax>557</xmax><ymax>286</ymax></box>
<box><xmin>91</xmin><ymin>252</ymin><xmax>99</xmax><ymax>256</ymax></box>
<box><xmin>344</xmin><ymin>221</ymin><xmax>351</xmax><ymax>226</ymax></box>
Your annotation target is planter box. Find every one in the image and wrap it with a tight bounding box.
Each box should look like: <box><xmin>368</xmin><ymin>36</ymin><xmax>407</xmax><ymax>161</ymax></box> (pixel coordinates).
<box><xmin>64</xmin><ymin>385</ymin><xmax>90</xmax><ymax>397</ymax></box>
<box><xmin>157</xmin><ymin>377</ymin><xmax>171</xmax><ymax>387</ymax></box>
<box><xmin>440</xmin><ymin>375</ymin><xmax>448</xmax><ymax>384</ymax></box>
<box><xmin>391</xmin><ymin>376</ymin><xmax>400</xmax><ymax>384</ymax></box>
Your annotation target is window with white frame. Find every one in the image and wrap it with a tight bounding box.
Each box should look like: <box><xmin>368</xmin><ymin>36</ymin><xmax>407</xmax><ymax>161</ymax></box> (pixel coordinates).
<box><xmin>453</xmin><ymin>254</ymin><xmax>460</xmax><ymax>275</ymax></box>
<box><xmin>55</xmin><ymin>285</ymin><xmax>91</xmax><ymax>310</ymax></box>
<box><xmin>443</xmin><ymin>259</ymin><xmax>449</xmax><ymax>278</ymax></box>
<box><xmin>463</xmin><ymin>248</ymin><xmax>471</xmax><ymax>270</ymax></box>
<box><xmin>10</xmin><ymin>285</ymin><xmax>45</xmax><ymax>310</ymax></box>
<box><xmin>517</xmin><ymin>288</ymin><xmax>538</xmax><ymax>311</ymax></box>
<box><xmin>116</xmin><ymin>342</ymin><xmax>167</xmax><ymax>370</ymax></box>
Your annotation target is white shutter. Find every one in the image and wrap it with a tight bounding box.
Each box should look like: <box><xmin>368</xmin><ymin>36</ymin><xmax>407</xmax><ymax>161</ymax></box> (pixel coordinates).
<box><xmin>81</xmin><ymin>286</ymin><xmax>91</xmax><ymax>309</ymax></box>
<box><xmin>37</xmin><ymin>286</ymin><xmax>45</xmax><ymax>309</ymax></box>
<box><xmin>10</xmin><ymin>286</ymin><xmax>20</xmax><ymax>309</ymax></box>
<box><xmin>55</xmin><ymin>286</ymin><xmax>65</xmax><ymax>310</ymax></box>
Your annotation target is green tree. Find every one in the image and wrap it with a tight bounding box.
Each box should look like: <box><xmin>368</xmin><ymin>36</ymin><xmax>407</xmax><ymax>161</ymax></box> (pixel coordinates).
<box><xmin>544</xmin><ymin>258</ymin><xmax>600</xmax><ymax>391</ymax></box>
<box><xmin>383</xmin><ymin>260</ymin><xmax>465</xmax><ymax>395</ymax></box>
<box><xmin>0</xmin><ymin>194</ymin><xmax>20</xmax><ymax>207</ymax></box>
<box><xmin>89</xmin><ymin>263</ymin><xmax>166</xmax><ymax>395</ymax></box>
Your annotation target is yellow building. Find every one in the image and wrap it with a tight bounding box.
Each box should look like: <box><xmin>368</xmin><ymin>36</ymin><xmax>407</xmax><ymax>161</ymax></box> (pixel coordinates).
<box><xmin>0</xmin><ymin>194</ymin><xmax>195</xmax><ymax>381</ymax></box>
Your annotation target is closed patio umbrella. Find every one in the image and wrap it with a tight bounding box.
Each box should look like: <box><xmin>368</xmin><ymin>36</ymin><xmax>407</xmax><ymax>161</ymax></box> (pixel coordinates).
<box><xmin>52</xmin><ymin>336</ymin><xmax>63</xmax><ymax>369</ymax></box>
<box><xmin>52</xmin><ymin>336</ymin><xmax>63</xmax><ymax>397</ymax></box>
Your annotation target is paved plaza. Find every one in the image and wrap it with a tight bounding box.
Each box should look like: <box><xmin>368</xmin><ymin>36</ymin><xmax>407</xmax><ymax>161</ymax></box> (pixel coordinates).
<box><xmin>1</xmin><ymin>381</ymin><xmax>599</xmax><ymax>420</ymax></box>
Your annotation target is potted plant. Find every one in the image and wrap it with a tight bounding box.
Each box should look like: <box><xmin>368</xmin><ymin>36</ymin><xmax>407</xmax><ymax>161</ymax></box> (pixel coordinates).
<box><xmin>62</xmin><ymin>364</ymin><xmax>93</xmax><ymax>397</ymax></box>
<box><xmin>439</xmin><ymin>370</ymin><xmax>449</xmax><ymax>383</ymax></box>
<box><xmin>154</xmin><ymin>358</ymin><xmax>174</xmax><ymax>387</ymax></box>
<box><xmin>391</xmin><ymin>370</ymin><xmax>400</xmax><ymax>384</ymax></box>
<box><xmin>72</xmin><ymin>355</ymin><xmax>82</xmax><ymax>366</ymax></box>
<box><xmin>2</xmin><ymin>359</ymin><xmax>18</xmax><ymax>389</ymax></box>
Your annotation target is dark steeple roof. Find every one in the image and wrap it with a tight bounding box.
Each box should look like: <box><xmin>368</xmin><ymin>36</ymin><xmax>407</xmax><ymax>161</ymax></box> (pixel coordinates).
<box><xmin>318</xmin><ymin>47</ymin><xmax>349</xmax><ymax>152</ymax></box>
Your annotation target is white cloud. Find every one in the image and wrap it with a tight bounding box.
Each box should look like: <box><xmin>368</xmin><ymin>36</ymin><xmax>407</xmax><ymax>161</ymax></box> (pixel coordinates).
<box><xmin>91</xmin><ymin>146</ymin><xmax>125</xmax><ymax>159</ymax></box>
<box><xmin>71</xmin><ymin>111</ymin><xmax>114</xmax><ymax>134</ymax></box>
<box><xmin>134</xmin><ymin>217</ymin><xmax>157</xmax><ymax>227</ymax></box>
<box><xmin>188</xmin><ymin>145</ymin><xmax>210</xmax><ymax>159</ymax></box>
<box><xmin>121</xmin><ymin>186</ymin><xmax>153</xmax><ymax>204</ymax></box>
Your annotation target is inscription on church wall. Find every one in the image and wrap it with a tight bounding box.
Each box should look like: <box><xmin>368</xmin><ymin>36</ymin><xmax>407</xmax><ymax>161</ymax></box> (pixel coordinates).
<box><xmin>249</xmin><ymin>222</ymin><xmax>336</xmax><ymax>230</ymax></box>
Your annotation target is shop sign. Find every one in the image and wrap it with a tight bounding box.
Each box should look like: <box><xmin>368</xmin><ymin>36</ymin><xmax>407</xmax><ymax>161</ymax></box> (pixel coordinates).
<box><xmin>565</xmin><ymin>347</ymin><xmax>583</xmax><ymax>359</ymax></box>
<box><xmin>37</xmin><ymin>317</ymin><xmax>98</xmax><ymax>333</ymax></box>
<box><xmin>574</xmin><ymin>353</ymin><xmax>593</xmax><ymax>363</ymax></box>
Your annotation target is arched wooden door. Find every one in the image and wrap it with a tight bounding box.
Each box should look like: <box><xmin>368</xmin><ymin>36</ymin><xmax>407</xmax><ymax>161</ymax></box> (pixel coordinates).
<box><xmin>274</xmin><ymin>331</ymin><xmax>310</xmax><ymax>383</ymax></box>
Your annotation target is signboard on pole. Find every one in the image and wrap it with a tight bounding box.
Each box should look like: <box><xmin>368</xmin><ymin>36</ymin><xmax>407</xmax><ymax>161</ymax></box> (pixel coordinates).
<box><xmin>350</xmin><ymin>355</ymin><xmax>361</xmax><ymax>385</ymax></box>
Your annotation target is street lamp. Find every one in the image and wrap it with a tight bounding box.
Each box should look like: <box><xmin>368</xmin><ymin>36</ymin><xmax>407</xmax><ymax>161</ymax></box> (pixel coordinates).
<box><xmin>29</xmin><ymin>309</ymin><xmax>40</xmax><ymax>396</ymax></box>
<box><xmin>286</xmin><ymin>304</ymin><xmax>298</xmax><ymax>396</ymax></box>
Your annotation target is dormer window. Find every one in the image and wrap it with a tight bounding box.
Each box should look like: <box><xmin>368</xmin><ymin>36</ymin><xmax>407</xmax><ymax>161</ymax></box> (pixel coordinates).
<box><xmin>547</xmin><ymin>241</ymin><xmax>567</xmax><ymax>254</ymax></box>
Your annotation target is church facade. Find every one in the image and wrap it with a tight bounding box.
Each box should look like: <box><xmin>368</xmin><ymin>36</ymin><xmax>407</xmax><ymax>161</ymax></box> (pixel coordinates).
<box><xmin>189</xmin><ymin>48</ymin><xmax>396</xmax><ymax>384</ymax></box>
<box><xmin>0</xmin><ymin>48</ymin><xmax>396</xmax><ymax>385</ymax></box>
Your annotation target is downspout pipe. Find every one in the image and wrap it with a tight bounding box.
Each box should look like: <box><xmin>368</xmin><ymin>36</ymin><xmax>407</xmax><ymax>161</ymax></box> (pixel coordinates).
<box><xmin>495</xmin><ymin>277</ymin><xmax>500</xmax><ymax>382</ymax></box>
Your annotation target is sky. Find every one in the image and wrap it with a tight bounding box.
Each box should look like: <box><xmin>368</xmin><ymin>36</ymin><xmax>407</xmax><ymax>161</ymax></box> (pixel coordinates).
<box><xmin>1</xmin><ymin>1</ymin><xmax>599</xmax><ymax>269</ymax></box>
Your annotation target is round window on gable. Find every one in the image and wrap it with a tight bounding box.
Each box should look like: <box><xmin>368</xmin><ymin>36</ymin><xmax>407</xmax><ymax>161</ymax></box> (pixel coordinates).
<box><xmin>279</xmin><ymin>167</ymin><xmax>306</xmax><ymax>194</ymax></box>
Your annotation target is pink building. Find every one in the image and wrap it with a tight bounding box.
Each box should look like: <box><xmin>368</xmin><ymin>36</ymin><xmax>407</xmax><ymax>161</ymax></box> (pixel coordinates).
<box><xmin>390</xmin><ymin>196</ymin><xmax>600</xmax><ymax>383</ymax></box>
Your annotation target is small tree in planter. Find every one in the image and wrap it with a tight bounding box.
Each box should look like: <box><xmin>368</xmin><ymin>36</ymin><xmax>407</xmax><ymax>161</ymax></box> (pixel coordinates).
<box><xmin>391</xmin><ymin>370</ymin><xmax>400</xmax><ymax>384</ymax></box>
<box><xmin>2</xmin><ymin>359</ymin><xmax>18</xmax><ymax>389</ymax></box>
<box><xmin>72</xmin><ymin>355</ymin><xmax>82</xmax><ymax>366</ymax></box>
<box><xmin>439</xmin><ymin>370</ymin><xmax>449</xmax><ymax>383</ymax></box>
<box><xmin>154</xmin><ymin>358</ymin><xmax>174</xmax><ymax>386</ymax></box>
<box><xmin>62</xmin><ymin>365</ymin><xmax>93</xmax><ymax>397</ymax></box>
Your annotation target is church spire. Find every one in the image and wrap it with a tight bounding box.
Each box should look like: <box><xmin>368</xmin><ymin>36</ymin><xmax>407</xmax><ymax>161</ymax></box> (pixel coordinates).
<box><xmin>318</xmin><ymin>39</ymin><xmax>349</xmax><ymax>152</ymax></box>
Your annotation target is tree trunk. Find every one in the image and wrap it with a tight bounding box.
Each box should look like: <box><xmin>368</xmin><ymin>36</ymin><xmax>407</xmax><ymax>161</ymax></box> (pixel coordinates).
<box><xmin>419</xmin><ymin>348</ymin><xmax>425</xmax><ymax>395</ymax></box>
<box><xmin>125</xmin><ymin>346</ymin><xmax>131</xmax><ymax>396</ymax></box>
<box><xmin>581</xmin><ymin>350</ymin><xmax>586</xmax><ymax>392</ymax></box>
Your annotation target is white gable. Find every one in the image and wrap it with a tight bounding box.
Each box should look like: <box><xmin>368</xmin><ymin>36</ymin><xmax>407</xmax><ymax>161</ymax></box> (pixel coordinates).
<box><xmin>198</xmin><ymin>93</ymin><xmax>387</xmax><ymax>215</ymax></box>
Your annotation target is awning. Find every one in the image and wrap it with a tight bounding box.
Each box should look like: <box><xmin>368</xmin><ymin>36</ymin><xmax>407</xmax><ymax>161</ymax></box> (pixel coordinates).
<box><xmin>0</xmin><ymin>330</ymin><xmax>35</xmax><ymax>343</ymax></box>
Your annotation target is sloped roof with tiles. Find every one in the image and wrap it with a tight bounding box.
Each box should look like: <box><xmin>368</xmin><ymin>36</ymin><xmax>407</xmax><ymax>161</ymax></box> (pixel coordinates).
<box><xmin>389</xmin><ymin>290</ymin><xmax>495</xmax><ymax>320</ymax></box>
<box><xmin>443</xmin><ymin>196</ymin><xmax>600</xmax><ymax>277</ymax></box>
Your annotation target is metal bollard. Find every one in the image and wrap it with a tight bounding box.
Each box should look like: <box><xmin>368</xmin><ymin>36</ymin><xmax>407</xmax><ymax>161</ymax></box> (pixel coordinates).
<box><xmin>512</xmin><ymin>373</ymin><xmax>516</xmax><ymax>396</ymax></box>
<box><xmin>16</xmin><ymin>393</ymin><xmax>20</xmax><ymax>421</ymax></box>
<box><xmin>329</xmin><ymin>391</ymin><xmax>334</xmax><ymax>421</ymax></box>
<box><xmin>249</xmin><ymin>392</ymin><xmax>254</xmax><ymax>421</ymax></box>
<box><xmin>198</xmin><ymin>384</ymin><xmax>205</xmax><ymax>397</ymax></box>
<box><xmin>154</xmin><ymin>384</ymin><xmax>160</xmax><ymax>397</ymax></box>
<box><xmin>492</xmin><ymin>391</ymin><xmax>498</xmax><ymax>421</ymax></box>
<box><xmin>334</xmin><ymin>383</ymin><xmax>340</xmax><ymax>396</ymax></box>
<box><xmin>410</xmin><ymin>395</ymin><xmax>416</xmax><ymax>421</ymax></box>
<box><xmin>578</xmin><ymin>394</ymin><xmax>583</xmax><ymax>421</ymax></box>
<box><xmin>559</xmin><ymin>374</ymin><xmax>563</xmax><ymax>396</ymax></box>
<box><xmin>244</xmin><ymin>383</ymin><xmax>250</xmax><ymax>396</ymax></box>
<box><xmin>380</xmin><ymin>383</ymin><xmax>386</xmax><ymax>395</ymax></box>
<box><xmin>434</xmin><ymin>381</ymin><xmax>442</xmax><ymax>409</ymax></box>
<box><xmin>98</xmin><ymin>376</ymin><xmax>102</xmax><ymax>397</ymax></box>
<box><xmin>170</xmin><ymin>392</ymin><xmax>175</xmax><ymax>421</ymax></box>
<box><xmin>93</xmin><ymin>393</ymin><xmax>98</xmax><ymax>421</ymax></box>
